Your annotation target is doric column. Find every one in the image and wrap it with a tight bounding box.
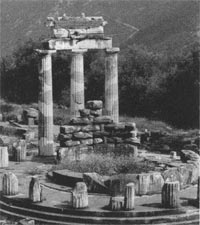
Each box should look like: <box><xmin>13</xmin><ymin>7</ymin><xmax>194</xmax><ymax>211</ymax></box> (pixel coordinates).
<box><xmin>105</xmin><ymin>48</ymin><xmax>120</xmax><ymax>123</ymax></box>
<box><xmin>36</xmin><ymin>49</ymin><xmax>56</xmax><ymax>156</ymax></box>
<box><xmin>70</xmin><ymin>49</ymin><xmax>87</xmax><ymax>119</ymax></box>
<box><xmin>124</xmin><ymin>183</ymin><xmax>135</xmax><ymax>210</ymax></box>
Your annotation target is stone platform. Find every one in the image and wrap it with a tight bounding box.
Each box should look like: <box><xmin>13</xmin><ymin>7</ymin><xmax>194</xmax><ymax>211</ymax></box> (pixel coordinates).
<box><xmin>0</xmin><ymin>160</ymin><xmax>199</xmax><ymax>224</ymax></box>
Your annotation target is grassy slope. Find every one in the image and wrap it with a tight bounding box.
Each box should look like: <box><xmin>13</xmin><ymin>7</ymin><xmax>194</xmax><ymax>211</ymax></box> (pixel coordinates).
<box><xmin>1</xmin><ymin>0</ymin><xmax>199</xmax><ymax>57</ymax></box>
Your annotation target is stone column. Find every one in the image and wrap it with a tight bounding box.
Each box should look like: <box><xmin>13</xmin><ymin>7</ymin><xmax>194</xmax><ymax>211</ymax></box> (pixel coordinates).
<box><xmin>124</xmin><ymin>183</ymin><xmax>135</xmax><ymax>210</ymax></box>
<box><xmin>105</xmin><ymin>48</ymin><xmax>119</xmax><ymax>123</ymax></box>
<box><xmin>36</xmin><ymin>49</ymin><xmax>56</xmax><ymax>156</ymax></box>
<box><xmin>0</xmin><ymin>146</ymin><xmax>8</xmax><ymax>168</ymax></box>
<box><xmin>2</xmin><ymin>172</ymin><xmax>18</xmax><ymax>196</ymax></box>
<box><xmin>29</xmin><ymin>177</ymin><xmax>43</xmax><ymax>203</ymax></box>
<box><xmin>70</xmin><ymin>49</ymin><xmax>87</xmax><ymax>119</ymax></box>
<box><xmin>162</xmin><ymin>181</ymin><xmax>180</xmax><ymax>208</ymax></box>
<box><xmin>197</xmin><ymin>176</ymin><xmax>200</xmax><ymax>203</ymax></box>
<box><xmin>72</xmin><ymin>182</ymin><xmax>88</xmax><ymax>208</ymax></box>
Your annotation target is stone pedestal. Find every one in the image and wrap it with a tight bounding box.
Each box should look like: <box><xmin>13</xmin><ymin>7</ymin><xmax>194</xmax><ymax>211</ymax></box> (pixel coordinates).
<box><xmin>37</xmin><ymin>49</ymin><xmax>56</xmax><ymax>156</ymax></box>
<box><xmin>162</xmin><ymin>181</ymin><xmax>180</xmax><ymax>208</ymax></box>
<box><xmin>29</xmin><ymin>177</ymin><xmax>43</xmax><ymax>203</ymax></box>
<box><xmin>2</xmin><ymin>172</ymin><xmax>18</xmax><ymax>196</ymax></box>
<box><xmin>12</xmin><ymin>139</ymin><xmax>27</xmax><ymax>162</ymax></box>
<box><xmin>70</xmin><ymin>49</ymin><xmax>87</xmax><ymax>119</ymax></box>
<box><xmin>124</xmin><ymin>183</ymin><xmax>135</xmax><ymax>210</ymax></box>
<box><xmin>0</xmin><ymin>146</ymin><xmax>8</xmax><ymax>168</ymax></box>
<box><xmin>109</xmin><ymin>196</ymin><xmax>124</xmax><ymax>211</ymax></box>
<box><xmin>72</xmin><ymin>182</ymin><xmax>88</xmax><ymax>208</ymax></box>
<box><xmin>105</xmin><ymin>48</ymin><xmax>119</xmax><ymax>123</ymax></box>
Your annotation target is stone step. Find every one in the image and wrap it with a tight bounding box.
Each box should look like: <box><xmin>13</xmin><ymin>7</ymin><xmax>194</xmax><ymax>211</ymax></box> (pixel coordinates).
<box><xmin>0</xmin><ymin>199</ymin><xmax>199</xmax><ymax>224</ymax></box>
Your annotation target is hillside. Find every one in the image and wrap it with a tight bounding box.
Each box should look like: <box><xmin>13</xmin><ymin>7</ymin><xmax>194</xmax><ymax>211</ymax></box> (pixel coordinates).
<box><xmin>1</xmin><ymin>0</ymin><xmax>199</xmax><ymax>57</ymax></box>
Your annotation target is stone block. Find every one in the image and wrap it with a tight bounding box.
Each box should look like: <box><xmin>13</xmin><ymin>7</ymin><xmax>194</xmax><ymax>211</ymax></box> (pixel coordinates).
<box><xmin>18</xmin><ymin>219</ymin><xmax>35</xmax><ymax>225</ymax></box>
<box><xmin>162</xmin><ymin>181</ymin><xmax>180</xmax><ymax>208</ymax></box>
<box><xmin>60</xmin><ymin>125</ymin><xmax>81</xmax><ymax>134</ymax></box>
<box><xmin>90</xmin><ymin>109</ymin><xmax>102</xmax><ymax>117</ymax></box>
<box><xmin>109</xmin><ymin>196</ymin><xmax>124</xmax><ymax>211</ymax></box>
<box><xmin>70</xmin><ymin>117</ymin><xmax>91</xmax><ymax>125</ymax></box>
<box><xmin>107</xmin><ymin>137</ymin><xmax>115</xmax><ymax>144</ymax></box>
<box><xmin>185</xmin><ymin>162</ymin><xmax>199</xmax><ymax>184</ymax></box>
<box><xmin>28</xmin><ymin>117</ymin><xmax>35</xmax><ymax>126</ymax></box>
<box><xmin>0</xmin><ymin>146</ymin><xmax>9</xmax><ymax>168</ymax></box>
<box><xmin>29</xmin><ymin>177</ymin><xmax>43</xmax><ymax>202</ymax></box>
<box><xmin>58</xmin><ymin>133</ymin><xmax>72</xmax><ymax>141</ymax></box>
<box><xmin>72</xmin><ymin>182</ymin><xmax>88</xmax><ymax>208</ymax></box>
<box><xmin>93</xmin><ymin>138</ymin><xmax>103</xmax><ymax>144</ymax></box>
<box><xmin>112</xmin><ymin>137</ymin><xmax>123</xmax><ymax>144</ymax></box>
<box><xmin>124</xmin><ymin>183</ymin><xmax>135</xmax><ymax>210</ymax></box>
<box><xmin>12</xmin><ymin>139</ymin><xmax>27</xmax><ymax>162</ymax></box>
<box><xmin>63</xmin><ymin>140</ymin><xmax>80</xmax><ymax>147</ymax></box>
<box><xmin>81</xmin><ymin>125</ymin><xmax>100</xmax><ymax>132</ymax></box>
<box><xmin>162</xmin><ymin>168</ymin><xmax>182</xmax><ymax>184</ymax></box>
<box><xmin>73</xmin><ymin>132</ymin><xmax>93</xmax><ymax>139</ymax></box>
<box><xmin>81</xmin><ymin>139</ymin><xmax>93</xmax><ymax>145</ymax></box>
<box><xmin>170</xmin><ymin>151</ymin><xmax>177</xmax><ymax>159</ymax></box>
<box><xmin>93</xmin><ymin>116</ymin><xmax>113</xmax><ymax>124</ymax></box>
<box><xmin>93</xmin><ymin>131</ymin><xmax>110</xmax><ymax>138</ymax></box>
<box><xmin>86</xmin><ymin>100</ymin><xmax>103</xmax><ymax>110</ymax></box>
<box><xmin>0</xmin><ymin>113</ymin><xmax>3</xmax><ymax>121</ymax></box>
<box><xmin>104</xmin><ymin>123</ymin><xmax>125</xmax><ymax>132</ymax></box>
<box><xmin>79</xmin><ymin>109</ymin><xmax>90</xmax><ymax>117</ymax></box>
<box><xmin>125</xmin><ymin>137</ymin><xmax>140</xmax><ymax>145</ymax></box>
<box><xmin>83</xmin><ymin>172</ymin><xmax>109</xmax><ymax>193</ymax></box>
<box><xmin>23</xmin><ymin>131</ymin><xmax>35</xmax><ymax>141</ymax></box>
<box><xmin>180</xmin><ymin>150</ymin><xmax>200</xmax><ymax>163</ymax></box>
<box><xmin>137</xmin><ymin>172</ymin><xmax>164</xmax><ymax>195</ymax></box>
<box><xmin>2</xmin><ymin>172</ymin><xmax>18</xmax><ymax>196</ymax></box>
<box><xmin>125</xmin><ymin>122</ymin><xmax>136</xmax><ymax>131</ymax></box>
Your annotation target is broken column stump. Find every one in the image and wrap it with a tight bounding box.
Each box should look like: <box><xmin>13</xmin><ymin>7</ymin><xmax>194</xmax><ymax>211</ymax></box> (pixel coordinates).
<box><xmin>124</xmin><ymin>183</ymin><xmax>135</xmax><ymax>210</ymax></box>
<box><xmin>18</xmin><ymin>219</ymin><xmax>35</xmax><ymax>225</ymax></box>
<box><xmin>109</xmin><ymin>196</ymin><xmax>124</xmax><ymax>211</ymax></box>
<box><xmin>12</xmin><ymin>139</ymin><xmax>27</xmax><ymax>162</ymax></box>
<box><xmin>0</xmin><ymin>146</ymin><xmax>9</xmax><ymax>168</ymax></box>
<box><xmin>162</xmin><ymin>181</ymin><xmax>180</xmax><ymax>208</ymax></box>
<box><xmin>2</xmin><ymin>172</ymin><xmax>18</xmax><ymax>196</ymax></box>
<box><xmin>72</xmin><ymin>182</ymin><xmax>88</xmax><ymax>208</ymax></box>
<box><xmin>29</xmin><ymin>177</ymin><xmax>43</xmax><ymax>203</ymax></box>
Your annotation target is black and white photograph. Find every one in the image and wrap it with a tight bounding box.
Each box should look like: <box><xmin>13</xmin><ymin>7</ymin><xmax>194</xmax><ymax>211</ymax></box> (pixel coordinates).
<box><xmin>0</xmin><ymin>0</ymin><xmax>199</xmax><ymax>224</ymax></box>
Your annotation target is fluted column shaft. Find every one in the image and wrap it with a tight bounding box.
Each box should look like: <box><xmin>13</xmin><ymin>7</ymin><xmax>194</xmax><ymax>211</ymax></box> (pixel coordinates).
<box><xmin>70</xmin><ymin>49</ymin><xmax>87</xmax><ymax>119</ymax></box>
<box><xmin>37</xmin><ymin>49</ymin><xmax>56</xmax><ymax>156</ymax></box>
<box><xmin>162</xmin><ymin>181</ymin><xmax>180</xmax><ymax>208</ymax></box>
<box><xmin>105</xmin><ymin>48</ymin><xmax>119</xmax><ymax>123</ymax></box>
<box><xmin>124</xmin><ymin>183</ymin><xmax>135</xmax><ymax>210</ymax></box>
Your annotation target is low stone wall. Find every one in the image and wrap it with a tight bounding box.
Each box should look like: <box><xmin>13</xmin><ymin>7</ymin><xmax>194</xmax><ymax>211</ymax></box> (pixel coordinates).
<box><xmin>57</xmin><ymin>100</ymin><xmax>139</xmax><ymax>161</ymax></box>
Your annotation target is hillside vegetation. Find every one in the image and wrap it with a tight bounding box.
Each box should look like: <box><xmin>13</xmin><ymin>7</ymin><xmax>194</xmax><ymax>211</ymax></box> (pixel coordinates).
<box><xmin>1</xmin><ymin>0</ymin><xmax>199</xmax><ymax>56</ymax></box>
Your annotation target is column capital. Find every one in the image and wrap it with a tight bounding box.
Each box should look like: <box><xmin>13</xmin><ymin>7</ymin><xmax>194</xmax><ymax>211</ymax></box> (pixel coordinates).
<box><xmin>71</xmin><ymin>49</ymin><xmax>88</xmax><ymax>55</ymax></box>
<box><xmin>35</xmin><ymin>49</ymin><xmax>56</xmax><ymax>55</ymax></box>
<box><xmin>106</xmin><ymin>47</ymin><xmax>120</xmax><ymax>54</ymax></box>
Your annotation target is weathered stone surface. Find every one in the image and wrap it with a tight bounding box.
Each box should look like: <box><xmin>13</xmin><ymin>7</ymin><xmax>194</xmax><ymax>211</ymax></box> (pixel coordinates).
<box><xmin>81</xmin><ymin>125</ymin><xmax>100</xmax><ymax>132</ymax></box>
<box><xmin>109</xmin><ymin>196</ymin><xmax>124</xmax><ymax>211</ymax></box>
<box><xmin>125</xmin><ymin>137</ymin><xmax>140</xmax><ymax>145</ymax></box>
<box><xmin>70</xmin><ymin>117</ymin><xmax>91</xmax><ymax>125</ymax></box>
<box><xmin>60</xmin><ymin>125</ymin><xmax>81</xmax><ymax>134</ymax></box>
<box><xmin>0</xmin><ymin>146</ymin><xmax>8</xmax><ymax>168</ymax></box>
<box><xmin>23</xmin><ymin>131</ymin><xmax>35</xmax><ymax>141</ymax></box>
<box><xmin>86</xmin><ymin>100</ymin><xmax>103</xmax><ymax>110</ymax></box>
<box><xmin>185</xmin><ymin>162</ymin><xmax>199</xmax><ymax>184</ymax></box>
<box><xmin>197</xmin><ymin>176</ymin><xmax>200</xmax><ymax>202</ymax></box>
<box><xmin>93</xmin><ymin>143</ymin><xmax>115</xmax><ymax>154</ymax></box>
<box><xmin>28</xmin><ymin>117</ymin><xmax>35</xmax><ymax>125</ymax></box>
<box><xmin>106</xmin><ymin>137</ymin><xmax>115</xmax><ymax>144</ymax></box>
<box><xmin>162</xmin><ymin>168</ymin><xmax>182</xmax><ymax>184</ymax></box>
<box><xmin>73</xmin><ymin>132</ymin><xmax>93</xmax><ymax>139</ymax></box>
<box><xmin>29</xmin><ymin>177</ymin><xmax>43</xmax><ymax>202</ymax></box>
<box><xmin>72</xmin><ymin>182</ymin><xmax>88</xmax><ymax>208</ymax></box>
<box><xmin>162</xmin><ymin>181</ymin><xmax>180</xmax><ymax>208</ymax></box>
<box><xmin>93</xmin><ymin>131</ymin><xmax>110</xmax><ymax>138</ymax></box>
<box><xmin>93</xmin><ymin>138</ymin><xmax>103</xmax><ymax>144</ymax></box>
<box><xmin>125</xmin><ymin>122</ymin><xmax>136</xmax><ymax>131</ymax></box>
<box><xmin>12</xmin><ymin>139</ymin><xmax>27</xmax><ymax>162</ymax></box>
<box><xmin>63</xmin><ymin>140</ymin><xmax>81</xmax><ymax>147</ymax></box>
<box><xmin>2</xmin><ymin>172</ymin><xmax>18</xmax><ymax>196</ymax></box>
<box><xmin>112</xmin><ymin>137</ymin><xmax>123</xmax><ymax>144</ymax></box>
<box><xmin>137</xmin><ymin>172</ymin><xmax>164</xmax><ymax>195</ymax></box>
<box><xmin>90</xmin><ymin>109</ymin><xmax>102</xmax><ymax>117</ymax></box>
<box><xmin>23</xmin><ymin>108</ymin><xmax>38</xmax><ymax>119</ymax></box>
<box><xmin>104</xmin><ymin>123</ymin><xmax>125</xmax><ymax>132</ymax></box>
<box><xmin>83</xmin><ymin>172</ymin><xmax>109</xmax><ymax>193</ymax></box>
<box><xmin>18</xmin><ymin>219</ymin><xmax>35</xmax><ymax>225</ymax></box>
<box><xmin>93</xmin><ymin>116</ymin><xmax>113</xmax><ymax>124</ymax></box>
<box><xmin>170</xmin><ymin>151</ymin><xmax>177</xmax><ymax>159</ymax></box>
<box><xmin>80</xmin><ymin>139</ymin><xmax>93</xmax><ymax>145</ymax></box>
<box><xmin>124</xmin><ymin>183</ymin><xmax>135</xmax><ymax>210</ymax></box>
<box><xmin>79</xmin><ymin>109</ymin><xmax>90</xmax><ymax>117</ymax></box>
<box><xmin>58</xmin><ymin>133</ymin><xmax>72</xmax><ymax>141</ymax></box>
<box><xmin>180</xmin><ymin>150</ymin><xmax>200</xmax><ymax>162</ymax></box>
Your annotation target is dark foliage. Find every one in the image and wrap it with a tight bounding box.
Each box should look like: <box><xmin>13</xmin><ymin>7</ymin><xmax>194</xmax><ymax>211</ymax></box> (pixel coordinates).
<box><xmin>0</xmin><ymin>40</ymin><xmax>199</xmax><ymax>128</ymax></box>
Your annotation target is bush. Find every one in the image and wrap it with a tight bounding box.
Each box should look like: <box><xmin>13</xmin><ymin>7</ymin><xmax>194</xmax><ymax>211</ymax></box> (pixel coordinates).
<box><xmin>52</xmin><ymin>153</ymin><xmax>156</xmax><ymax>176</ymax></box>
